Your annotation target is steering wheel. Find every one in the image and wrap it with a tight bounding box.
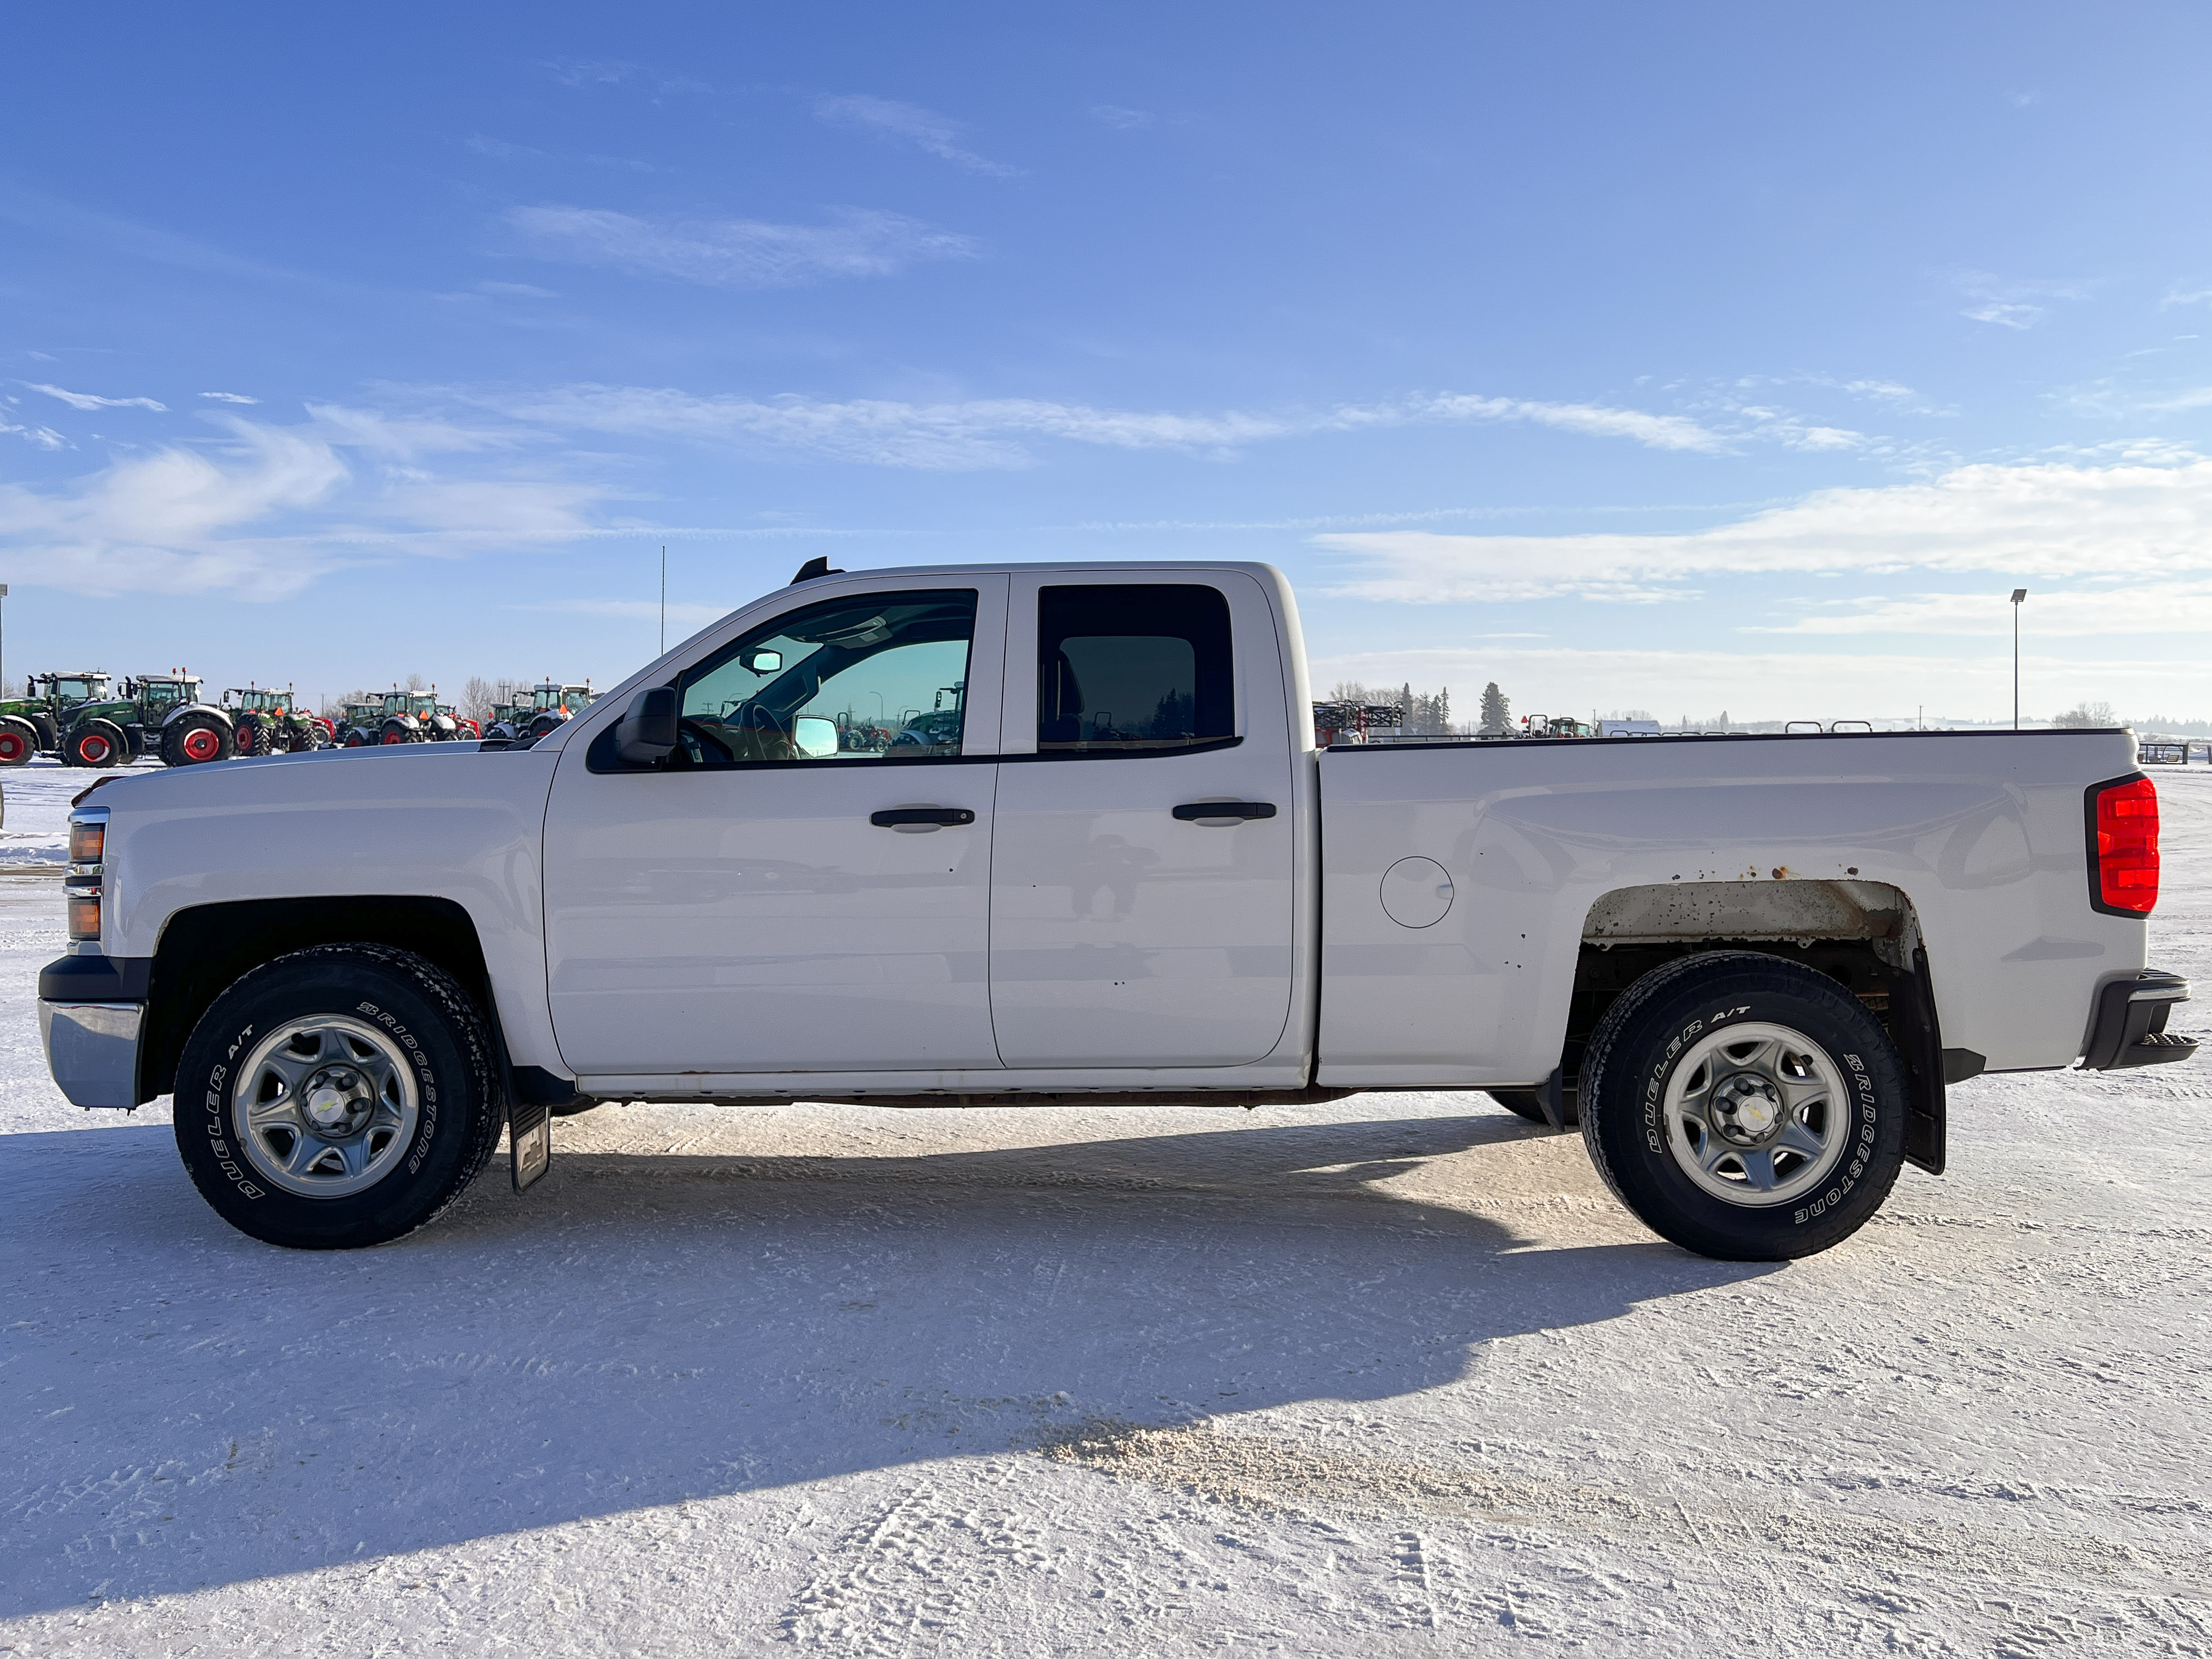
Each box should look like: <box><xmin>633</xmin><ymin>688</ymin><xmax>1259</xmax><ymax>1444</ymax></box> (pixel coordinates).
<box><xmin>676</xmin><ymin>717</ymin><xmax>735</xmax><ymax>765</ymax></box>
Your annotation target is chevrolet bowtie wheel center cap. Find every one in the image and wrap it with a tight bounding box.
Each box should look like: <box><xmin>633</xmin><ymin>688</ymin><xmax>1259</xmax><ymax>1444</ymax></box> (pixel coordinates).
<box><xmin>1712</xmin><ymin>1071</ymin><xmax>1784</xmax><ymax>1142</ymax></box>
<box><xmin>302</xmin><ymin>1068</ymin><xmax>374</xmax><ymax>1137</ymax></box>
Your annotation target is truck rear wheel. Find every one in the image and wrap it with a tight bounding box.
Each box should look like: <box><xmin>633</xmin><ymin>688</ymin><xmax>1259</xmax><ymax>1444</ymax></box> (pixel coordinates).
<box><xmin>1578</xmin><ymin>951</ymin><xmax>1907</xmax><ymax>1261</ymax></box>
<box><xmin>173</xmin><ymin>945</ymin><xmax>505</xmax><ymax>1249</ymax></box>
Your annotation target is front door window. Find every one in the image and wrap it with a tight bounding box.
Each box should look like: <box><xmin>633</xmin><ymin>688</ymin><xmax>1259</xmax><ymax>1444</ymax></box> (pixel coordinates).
<box><xmin>678</xmin><ymin>590</ymin><xmax>976</xmax><ymax>765</ymax></box>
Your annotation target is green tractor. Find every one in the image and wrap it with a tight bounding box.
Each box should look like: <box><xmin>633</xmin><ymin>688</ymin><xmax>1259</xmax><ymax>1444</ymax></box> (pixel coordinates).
<box><xmin>333</xmin><ymin>699</ymin><xmax>387</xmax><ymax>747</ymax></box>
<box><xmin>0</xmin><ymin>670</ymin><xmax>110</xmax><ymax>765</ymax></box>
<box><xmin>57</xmin><ymin>673</ymin><xmax>240</xmax><ymax>768</ymax></box>
<box><xmin>221</xmin><ymin>684</ymin><xmax>328</xmax><ymax>754</ymax></box>
<box><xmin>334</xmin><ymin>689</ymin><xmax>477</xmax><ymax>747</ymax></box>
<box><xmin>487</xmin><ymin>681</ymin><xmax>595</xmax><ymax>745</ymax></box>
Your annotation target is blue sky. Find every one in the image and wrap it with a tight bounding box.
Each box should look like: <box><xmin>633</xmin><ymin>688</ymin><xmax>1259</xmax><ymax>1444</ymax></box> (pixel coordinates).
<box><xmin>6</xmin><ymin>1</ymin><xmax>2212</xmax><ymax>723</ymax></box>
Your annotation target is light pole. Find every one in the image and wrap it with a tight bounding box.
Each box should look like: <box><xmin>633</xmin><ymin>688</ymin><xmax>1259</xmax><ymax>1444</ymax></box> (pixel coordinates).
<box><xmin>2011</xmin><ymin>588</ymin><xmax>2028</xmax><ymax>730</ymax></box>
<box><xmin>0</xmin><ymin>583</ymin><xmax>8</xmax><ymax>697</ymax></box>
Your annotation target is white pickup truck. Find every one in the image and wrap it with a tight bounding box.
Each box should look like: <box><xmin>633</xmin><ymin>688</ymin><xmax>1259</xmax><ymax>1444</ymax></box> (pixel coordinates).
<box><xmin>40</xmin><ymin>561</ymin><xmax>2196</xmax><ymax>1260</ymax></box>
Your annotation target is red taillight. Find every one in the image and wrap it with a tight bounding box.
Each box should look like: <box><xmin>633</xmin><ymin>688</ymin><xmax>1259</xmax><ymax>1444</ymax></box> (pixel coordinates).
<box><xmin>2091</xmin><ymin>775</ymin><xmax>2160</xmax><ymax>915</ymax></box>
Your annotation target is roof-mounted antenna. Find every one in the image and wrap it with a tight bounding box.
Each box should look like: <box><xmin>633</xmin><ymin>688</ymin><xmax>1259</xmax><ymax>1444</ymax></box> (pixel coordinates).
<box><xmin>791</xmin><ymin>557</ymin><xmax>845</xmax><ymax>584</ymax></box>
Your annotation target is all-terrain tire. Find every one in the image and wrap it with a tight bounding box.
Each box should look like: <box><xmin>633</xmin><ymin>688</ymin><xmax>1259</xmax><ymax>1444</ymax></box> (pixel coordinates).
<box><xmin>1579</xmin><ymin>950</ymin><xmax>1908</xmax><ymax>1261</ymax></box>
<box><xmin>236</xmin><ymin>715</ymin><xmax>273</xmax><ymax>756</ymax></box>
<box><xmin>66</xmin><ymin>718</ymin><xmax>128</xmax><ymax>768</ymax></box>
<box><xmin>380</xmin><ymin>720</ymin><xmax>414</xmax><ymax>745</ymax></box>
<box><xmin>162</xmin><ymin>712</ymin><xmax>234</xmax><ymax>765</ymax></box>
<box><xmin>173</xmin><ymin>945</ymin><xmax>507</xmax><ymax>1249</ymax></box>
<box><xmin>0</xmin><ymin>715</ymin><xmax>34</xmax><ymax>766</ymax></box>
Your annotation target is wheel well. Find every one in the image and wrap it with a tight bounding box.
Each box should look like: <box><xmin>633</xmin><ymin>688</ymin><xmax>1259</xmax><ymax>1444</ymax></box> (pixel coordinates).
<box><xmin>140</xmin><ymin>896</ymin><xmax>492</xmax><ymax>1103</ymax></box>
<box><xmin>1567</xmin><ymin>878</ymin><xmax>1946</xmax><ymax>1173</ymax></box>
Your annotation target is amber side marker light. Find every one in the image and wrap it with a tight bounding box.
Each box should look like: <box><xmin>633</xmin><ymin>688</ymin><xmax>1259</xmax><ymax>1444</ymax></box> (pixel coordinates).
<box><xmin>2089</xmin><ymin>774</ymin><xmax>2160</xmax><ymax>916</ymax></box>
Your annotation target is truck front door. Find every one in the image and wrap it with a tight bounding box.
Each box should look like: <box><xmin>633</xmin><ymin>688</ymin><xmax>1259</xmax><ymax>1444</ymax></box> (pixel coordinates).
<box><xmin>988</xmin><ymin>573</ymin><xmax>1299</xmax><ymax>1068</ymax></box>
<box><xmin>542</xmin><ymin>578</ymin><xmax>1007</xmax><ymax>1079</ymax></box>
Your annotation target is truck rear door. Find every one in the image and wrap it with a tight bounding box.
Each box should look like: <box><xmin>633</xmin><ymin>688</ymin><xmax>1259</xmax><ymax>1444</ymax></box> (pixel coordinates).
<box><xmin>988</xmin><ymin>571</ymin><xmax>1299</xmax><ymax>1067</ymax></box>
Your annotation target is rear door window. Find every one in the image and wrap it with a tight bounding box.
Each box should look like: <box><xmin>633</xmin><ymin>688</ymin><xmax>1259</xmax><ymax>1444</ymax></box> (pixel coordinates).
<box><xmin>1037</xmin><ymin>584</ymin><xmax>1234</xmax><ymax>754</ymax></box>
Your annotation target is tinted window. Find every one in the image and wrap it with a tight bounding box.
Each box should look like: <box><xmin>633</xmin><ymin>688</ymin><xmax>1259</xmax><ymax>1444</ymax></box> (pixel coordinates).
<box><xmin>674</xmin><ymin>589</ymin><xmax>976</xmax><ymax>765</ymax></box>
<box><xmin>1038</xmin><ymin>584</ymin><xmax>1233</xmax><ymax>753</ymax></box>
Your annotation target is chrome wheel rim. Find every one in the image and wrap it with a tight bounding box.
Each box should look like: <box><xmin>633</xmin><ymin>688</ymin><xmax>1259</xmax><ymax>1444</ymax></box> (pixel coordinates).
<box><xmin>232</xmin><ymin>1015</ymin><xmax>419</xmax><ymax>1199</ymax></box>
<box><xmin>1663</xmin><ymin>1022</ymin><xmax>1849</xmax><ymax>1208</ymax></box>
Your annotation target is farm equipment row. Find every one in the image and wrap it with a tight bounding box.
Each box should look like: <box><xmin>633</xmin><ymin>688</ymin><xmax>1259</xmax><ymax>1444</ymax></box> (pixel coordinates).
<box><xmin>0</xmin><ymin>675</ymin><xmax>595</xmax><ymax>769</ymax></box>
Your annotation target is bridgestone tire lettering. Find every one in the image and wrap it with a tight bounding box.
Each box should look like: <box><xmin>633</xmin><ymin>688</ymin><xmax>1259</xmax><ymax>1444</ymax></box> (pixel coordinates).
<box><xmin>1578</xmin><ymin>950</ymin><xmax>1909</xmax><ymax>1261</ymax></box>
<box><xmin>172</xmin><ymin>944</ymin><xmax>504</xmax><ymax>1250</ymax></box>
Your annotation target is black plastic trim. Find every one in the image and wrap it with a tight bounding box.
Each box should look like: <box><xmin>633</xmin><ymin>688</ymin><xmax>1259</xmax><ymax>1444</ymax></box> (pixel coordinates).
<box><xmin>2080</xmin><ymin>969</ymin><xmax>2196</xmax><ymax>1070</ymax></box>
<box><xmin>2084</xmin><ymin>770</ymin><xmax>2156</xmax><ymax>918</ymax></box>
<box><xmin>1171</xmin><ymin>800</ymin><xmax>1276</xmax><ymax>821</ymax></box>
<box><xmin>871</xmin><ymin>807</ymin><xmax>975</xmax><ymax>827</ymax></box>
<box><xmin>37</xmin><ymin>953</ymin><xmax>152</xmax><ymax>1002</ymax></box>
<box><xmin>1940</xmin><ymin>1048</ymin><xmax>1987</xmax><ymax>1085</ymax></box>
<box><xmin>1891</xmin><ymin>947</ymin><xmax>1948</xmax><ymax>1176</ymax></box>
<box><xmin>588</xmin><ymin>731</ymin><xmax>1244</xmax><ymax>775</ymax></box>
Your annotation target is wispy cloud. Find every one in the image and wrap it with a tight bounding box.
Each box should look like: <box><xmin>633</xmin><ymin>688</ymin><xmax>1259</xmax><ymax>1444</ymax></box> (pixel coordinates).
<box><xmin>199</xmin><ymin>391</ymin><xmax>259</xmax><ymax>404</ymax></box>
<box><xmin>814</xmin><ymin>94</ymin><xmax>1021</xmax><ymax>177</ymax></box>
<box><xmin>1317</xmin><ymin>455</ymin><xmax>2212</xmax><ymax>605</ymax></box>
<box><xmin>2</xmin><ymin>419</ymin><xmax>69</xmax><ymax>450</ymax></box>
<box><xmin>504</xmin><ymin>205</ymin><xmax>980</xmax><ymax>289</ymax></box>
<box><xmin>1956</xmin><ymin>270</ymin><xmax>2086</xmax><ymax>330</ymax></box>
<box><xmin>0</xmin><ymin>411</ymin><xmax>608</xmax><ymax>599</ymax></box>
<box><xmin>1750</xmin><ymin>580</ymin><xmax>2212</xmax><ymax>637</ymax></box>
<box><xmin>542</xmin><ymin>59</ymin><xmax>634</xmax><ymax>88</ymax></box>
<box><xmin>26</xmin><ymin>382</ymin><xmax>168</xmax><ymax>413</ymax></box>
<box><xmin>520</xmin><ymin>596</ymin><xmax>733</xmax><ymax>625</ymax></box>
<box><xmin>1308</xmin><ymin>641</ymin><xmax>2212</xmax><ymax>727</ymax></box>
<box><xmin>463</xmin><ymin>384</ymin><xmax>1729</xmax><ymax>470</ymax></box>
<box><xmin>1089</xmin><ymin>105</ymin><xmax>1160</xmax><ymax>130</ymax></box>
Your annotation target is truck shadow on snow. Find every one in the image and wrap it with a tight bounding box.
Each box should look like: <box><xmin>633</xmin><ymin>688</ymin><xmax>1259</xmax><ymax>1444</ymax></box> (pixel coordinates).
<box><xmin>3</xmin><ymin>1111</ymin><xmax>1776</xmax><ymax>1613</ymax></box>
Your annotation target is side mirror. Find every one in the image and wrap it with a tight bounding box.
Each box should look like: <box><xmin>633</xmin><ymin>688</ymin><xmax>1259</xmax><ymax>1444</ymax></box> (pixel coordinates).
<box><xmin>617</xmin><ymin>687</ymin><xmax>679</xmax><ymax>765</ymax></box>
<box><xmin>792</xmin><ymin>715</ymin><xmax>839</xmax><ymax>759</ymax></box>
<box><xmin>743</xmin><ymin>650</ymin><xmax>782</xmax><ymax>674</ymax></box>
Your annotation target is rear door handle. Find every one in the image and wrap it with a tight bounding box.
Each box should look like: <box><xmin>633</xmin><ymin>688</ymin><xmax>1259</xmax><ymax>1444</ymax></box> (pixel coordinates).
<box><xmin>870</xmin><ymin>807</ymin><xmax>976</xmax><ymax>829</ymax></box>
<box><xmin>1171</xmin><ymin>800</ymin><xmax>1277</xmax><ymax>822</ymax></box>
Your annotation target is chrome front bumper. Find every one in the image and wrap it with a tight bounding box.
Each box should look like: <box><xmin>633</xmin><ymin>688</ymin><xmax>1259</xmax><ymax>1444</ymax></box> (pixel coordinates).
<box><xmin>37</xmin><ymin>1000</ymin><xmax>144</xmax><ymax>1109</ymax></box>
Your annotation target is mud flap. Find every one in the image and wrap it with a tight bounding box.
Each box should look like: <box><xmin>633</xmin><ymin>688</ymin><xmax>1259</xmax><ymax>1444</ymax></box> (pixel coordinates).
<box><xmin>1892</xmin><ymin>948</ymin><xmax>1948</xmax><ymax>1177</ymax></box>
<box><xmin>1537</xmin><ymin>1066</ymin><xmax>1569</xmax><ymax>1132</ymax></box>
<box><xmin>510</xmin><ymin>1094</ymin><xmax>551</xmax><ymax>1192</ymax></box>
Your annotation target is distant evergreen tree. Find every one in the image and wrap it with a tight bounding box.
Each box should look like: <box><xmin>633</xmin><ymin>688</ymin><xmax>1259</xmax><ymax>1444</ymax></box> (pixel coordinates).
<box><xmin>1479</xmin><ymin>681</ymin><xmax>1510</xmax><ymax>735</ymax></box>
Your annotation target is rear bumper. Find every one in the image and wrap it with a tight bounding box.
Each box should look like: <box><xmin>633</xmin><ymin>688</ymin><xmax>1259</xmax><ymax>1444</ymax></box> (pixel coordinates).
<box><xmin>38</xmin><ymin>999</ymin><xmax>144</xmax><ymax>1108</ymax></box>
<box><xmin>2081</xmin><ymin>969</ymin><xmax>2198</xmax><ymax>1070</ymax></box>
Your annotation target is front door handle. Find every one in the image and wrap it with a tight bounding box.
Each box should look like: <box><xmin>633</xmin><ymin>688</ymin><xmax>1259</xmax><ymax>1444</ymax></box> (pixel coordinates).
<box><xmin>1171</xmin><ymin>800</ymin><xmax>1277</xmax><ymax>822</ymax></box>
<box><xmin>870</xmin><ymin>806</ymin><xmax>976</xmax><ymax>830</ymax></box>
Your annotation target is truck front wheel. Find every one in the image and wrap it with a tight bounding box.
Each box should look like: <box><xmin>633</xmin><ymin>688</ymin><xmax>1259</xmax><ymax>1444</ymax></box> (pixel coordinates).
<box><xmin>1578</xmin><ymin>951</ymin><xmax>1907</xmax><ymax>1261</ymax></box>
<box><xmin>173</xmin><ymin>945</ymin><xmax>505</xmax><ymax>1249</ymax></box>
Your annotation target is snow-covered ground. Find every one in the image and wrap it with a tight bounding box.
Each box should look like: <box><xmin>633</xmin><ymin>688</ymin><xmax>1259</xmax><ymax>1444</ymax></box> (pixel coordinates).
<box><xmin>4</xmin><ymin>763</ymin><xmax>2211</xmax><ymax>1656</ymax></box>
